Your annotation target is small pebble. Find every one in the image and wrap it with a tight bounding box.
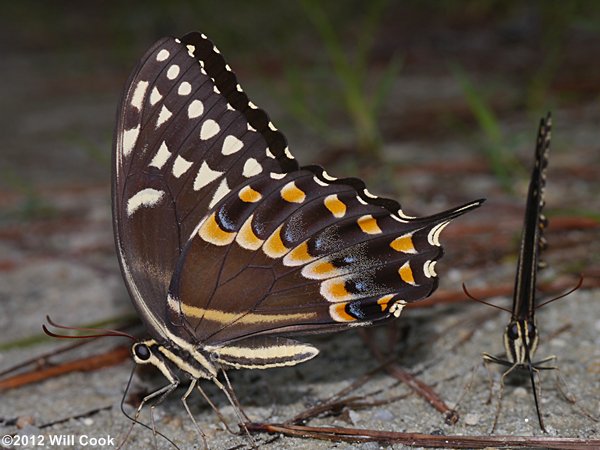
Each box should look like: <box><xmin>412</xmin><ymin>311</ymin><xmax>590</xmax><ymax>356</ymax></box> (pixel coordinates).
<box><xmin>348</xmin><ymin>409</ymin><xmax>361</xmax><ymax>424</ymax></box>
<box><xmin>464</xmin><ymin>413</ymin><xmax>479</xmax><ymax>425</ymax></box>
<box><xmin>513</xmin><ymin>386</ymin><xmax>528</xmax><ymax>398</ymax></box>
<box><xmin>16</xmin><ymin>416</ymin><xmax>35</xmax><ymax>429</ymax></box>
<box><xmin>372</xmin><ymin>408</ymin><xmax>394</xmax><ymax>422</ymax></box>
<box><xmin>81</xmin><ymin>417</ymin><xmax>94</xmax><ymax>426</ymax></box>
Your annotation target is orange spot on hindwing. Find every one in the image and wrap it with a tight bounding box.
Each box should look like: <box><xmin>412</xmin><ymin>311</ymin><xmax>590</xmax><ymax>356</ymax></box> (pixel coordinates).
<box><xmin>398</xmin><ymin>261</ymin><xmax>416</xmax><ymax>285</ymax></box>
<box><xmin>390</xmin><ymin>234</ymin><xmax>416</xmax><ymax>253</ymax></box>
<box><xmin>281</xmin><ymin>181</ymin><xmax>306</xmax><ymax>203</ymax></box>
<box><xmin>324</xmin><ymin>194</ymin><xmax>346</xmax><ymax>218</ymax></box>
<box><xmin>238</xmin><ymin>185</ymin><xmax>262</xmax><ymax>203</ymax></box>
<box><xmin>263</xmin><ymin>225</ymin><xmax>289</xmax><ymax>258</ymax></box>
<box><xmin>198</xmin><ymin>213</ymin><xmax>235</xmax><ymax>246</ymax></box>
<box><xmin>357</xmin><ymin>215</ymin><xmax>382</xmax><ymax>234</ymax></box>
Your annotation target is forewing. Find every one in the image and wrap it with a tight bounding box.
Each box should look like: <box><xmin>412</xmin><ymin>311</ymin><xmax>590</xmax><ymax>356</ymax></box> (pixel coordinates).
<box><xmin>112</xmin><ymin>33</ymin><xmax>297</xmax><ymax>338</ymax></box>
<box><xmin>512</xmin><ymin>114</ymin><xmax>551</xmax><ymax>320</ymax></box>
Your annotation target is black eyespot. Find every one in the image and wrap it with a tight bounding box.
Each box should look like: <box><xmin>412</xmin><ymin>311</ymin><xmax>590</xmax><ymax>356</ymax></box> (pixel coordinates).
<box><xmin>507</xmin><ymin>323</ymin><xmax>519</xmax><ymax>340</ymax></box>
<box><xmin>134</xmin><ymin>343</ymin><xmax>151</xmax><ymax>361</ymax></box>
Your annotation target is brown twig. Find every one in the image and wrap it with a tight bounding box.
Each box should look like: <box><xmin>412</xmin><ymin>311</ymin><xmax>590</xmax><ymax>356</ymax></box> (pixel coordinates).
<box><xmin>360</xmin><ymin>329</ymin><xmax>458</xmax><ymax>424</ymax></box>
<box><xmin>246</xmin><ymin>422</ymin><xmax>600</xmax><ymax>449</ymax></box>
<box><xmin>0</xmin><ymin>346</ymin><xmax>130</xmax><ymax>391</ymax></box>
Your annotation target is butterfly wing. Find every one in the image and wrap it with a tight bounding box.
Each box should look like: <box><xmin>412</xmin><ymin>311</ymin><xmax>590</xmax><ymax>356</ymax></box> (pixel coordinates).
<box><xmin>167</xmin><ymin>166</ymin><xmax>483</xmax><ymax>352</ymax></box>
<box><xmin>511</xmin><ymin>114</ymin><xmax>551</xmax><ymax>321</ymax></box>
<box><xmin>112</xmin><ymin>33</ymin><xmax>297</xmax><ymax>339</ymax></box>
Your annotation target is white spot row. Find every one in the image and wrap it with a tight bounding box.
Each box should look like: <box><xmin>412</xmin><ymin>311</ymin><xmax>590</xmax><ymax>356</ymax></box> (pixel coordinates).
<box><xmin>127</xmin><ymin>188</ymin><xmax>165</xmax><ymax>216</ymax></box>
<box><xmin>156</xmin><ymin>49</ymin><xmax>169</xmax><ymax>61</ymax></box>
<box><xmin>167</xmin><ymin>64</ymin><xmax>180</xmax><ymax>80</ymax></box>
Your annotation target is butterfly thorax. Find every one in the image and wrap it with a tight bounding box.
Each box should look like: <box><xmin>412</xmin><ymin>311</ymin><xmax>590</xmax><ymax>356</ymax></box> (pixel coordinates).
<box><xmin>503</xmin><ymin>319</ymin><xmax>539</xmax><ymax>365</ymax></box>
<box><xmin>132</xmin><ymin>339</ymin><xmax>218</xmax><ymax>382</ymax></box>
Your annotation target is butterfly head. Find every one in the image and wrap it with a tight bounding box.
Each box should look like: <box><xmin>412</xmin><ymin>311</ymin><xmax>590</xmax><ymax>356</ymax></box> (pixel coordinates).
<box><xmin>130</xmin><ymin>339</ymin><xmax>179</xmax><ymax>383</ymax></box>
<box><xmin>503</xmin><ymin>319</ymin><xmax>538</xmax><ymax>365</ymax></box>
<box><xmin>132</xmin><ymin>339</ymin><xmax>161</xmax><ymax>365</ymax></box>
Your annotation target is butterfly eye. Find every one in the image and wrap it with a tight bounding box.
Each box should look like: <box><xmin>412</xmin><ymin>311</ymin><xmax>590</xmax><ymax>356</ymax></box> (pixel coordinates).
<box><xmin>134</xmin><ymin>343</ymin><xmax>151</xmax><ymax>361</ymax></box>
<box><xmin>507</xmin><ymin>323</ymin><xmax>520</xmax><ymax>340</ymax></box>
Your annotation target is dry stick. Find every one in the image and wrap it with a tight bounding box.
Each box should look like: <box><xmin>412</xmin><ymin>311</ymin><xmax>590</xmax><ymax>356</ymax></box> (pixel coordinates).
<box><xmin>360</xmin><ymin>329</ymin><xmax>459</xmax><ymax>424</ymax></box>
<box><xmin>0</xmin><ymin>346</ymin><xmax>130</xmax><ymax>390</ymax></box>
<box><xmin>245</xmin><ymin>422</ymin><xmax>600</xmax><ymax>449</ymax></box>
<box><xmin>285</xmin><ymin>357</ymin><xmax>396</xmax><ymax>425</ymax></box>
<box><xmin>0</xmin><ymin>339</ymin><xmax>91</xmax><ymax>379</ymax></box>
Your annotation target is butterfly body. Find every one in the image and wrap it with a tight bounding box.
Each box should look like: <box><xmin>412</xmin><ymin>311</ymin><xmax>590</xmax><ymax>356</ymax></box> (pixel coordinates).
<box><xmin>482</xmin><ymin>114</ymin><xmax>553</xmax><ymax>432</ymax></box>
<box><xmin>112</xmin><ymin>31</ymin><xmax>482</xmax><ymax>432</ymax></box>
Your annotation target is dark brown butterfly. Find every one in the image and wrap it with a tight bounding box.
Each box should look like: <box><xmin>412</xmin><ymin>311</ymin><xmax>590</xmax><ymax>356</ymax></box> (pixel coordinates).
<box><xmin>476</xmin><ymin>114</ymin><xmax>558</xmax><ymax>432</ymax></box>
<box><xmin>112</xmin><ymin>31</ymin><xmax>482</xmax><ymax>440</ymax></box>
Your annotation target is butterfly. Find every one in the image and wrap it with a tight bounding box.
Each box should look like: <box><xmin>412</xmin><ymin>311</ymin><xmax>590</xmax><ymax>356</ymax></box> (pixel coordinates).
<box><xmin>112</xmin><ymin>31</ymin><xmax>483</xmax><ymax>440</ymax></box>
<box><xmin>472</xmin><ymin>114</ymin><xmax>561</xmax><ymax>432</ymax></box>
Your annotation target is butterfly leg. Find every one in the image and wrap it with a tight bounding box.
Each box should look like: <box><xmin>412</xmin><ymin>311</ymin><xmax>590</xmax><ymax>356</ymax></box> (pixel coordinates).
<box><xmin>484</xmin><ymin>358</ymin><xmax>518</xmax><ymax>434</ymax></box>
<box><xmin>557</xmin><ymin>371</ymin><xmax>600</xmax><ymax>423</ymax></box>
<box><xmin>133</xmin><ymin>380</ymin><xmax>179</xmax><ymax>446</ymax></box>
<box><xmin>135</xmin><ymin>380</ymin><xmax>180</xmax><ymax>421</ymax></box>
<box><xmin>196</xmin><ymin>384</ymin><xmax>238</xmax><ymax>434</ymax></box>
<box><xmin>212</xmin><ymin>375</ymin><xmax>257</xmax><ymax>448</ymax></box>
<box><xmin>180</xmin><ymin>379</ymin><xmax>208</xmax><ymax>449</ymax></box>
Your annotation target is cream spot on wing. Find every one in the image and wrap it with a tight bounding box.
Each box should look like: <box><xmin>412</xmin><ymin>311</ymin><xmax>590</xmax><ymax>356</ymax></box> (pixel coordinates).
<box><xmin>150</xmin><ymin>87</ymin><xmax>162</xmax><ymax>105</ymax></box>
<box><xmin>200</xmin><ymin>120</ymin><xmax>220</xmax><ymax>140</ymax></box>
<box><xmin>167</xmin><ymin>64</ymin><xmax>180</xmax><ymax>80</ymax></box>
<box><xmin>130</xmin><ymin>81</ymin><xmax>148</xmax><ymax>110</ymax></box>
<box><xmin>178</xmin><ymin>81</ymin><xmax>192</xmax><ymax>96</ymax></box>
<box><xmin>424</xmin><ymin>260</ymin><xmax>437</xmax><ymax>278</ymax></box>
<box><xmin>270</xmin><ymin>172</ymin><xmax>286</xmax><ymax>180</ymax></box>
<box><xmin>390</xmin><ymin>300</ymin><xmax>407</xmax><ymax>318</ymax></box>
<box><xmin>156</xmin><ymin>49</ymin><xmax>170</xmax><ymax>61</ymax></box>
<box><xmin>213</xmin><ymin>85</ymin><xmax>221</xmax><ymax>94</ymax></box>
<box><xmin>209</xmin><ymin>178</ymin><xmax>230</xmax><ymax>209</ymax></box>
<box><xmin>122</xmin><ymin>126</ymin><xmax>140</xmax><ymax>156</ymax></box>
<box><xmin>242</xmin><ymin>158</ymin><xmax>263</xmax><ymax>177</ymax></box>
<box><xmin>428</xmin><ymin>221</ymin><xmax>450</xmax><ymax>246</ymax></box>
<box><xmin>188</xmin><ymin>99</ymin><xmax>204</xmax><ymax>118</ymax></box>
<box><xmin>221</xmin><ymin>135</ymin><xmax>243</xmax><ymax>155</ymax></box>
<box><xmin>172</xmin><ymin>155</ymin><xmax>193</xmax><ymax>178</ymax></box>
<box><xmin>186</xmin><ymin>44</ymin><xmax>195</xmax><ymax>57</ymax></box>
<box><xmin>193</xmin><ymin>161</ymin><xmax>223</xmax><ymax>191</ymax></box>
<box><xmin>322</xmin><ymin>171</ymin><xmax>337</xmax><ymax>181</ymax></box>
<box><xmin>127</xmin><ymin>188</ymin><xmax>165</xmax><ymax>216</ymax></box>
<box><xmin>149</xmin><ymin>142</ymin><xmax>172</xmax><ymax>169</ymax></box>
<box><xmin>284</xmin><ymin>147</ymin><xmax>294</xmax><ymax>159</ymax></box>
<box><xmin>156</xmin><ymin>105</ymin><xmax>172</xmax><ymax>128</ymax></box>
<box><xmin>397</xmin><ymin>208</ymin><xmax>416</xmax><ymax>219</ymax></box>
<box><xmin>314</xmin><ymin>177</ymin><xmax>328</xmax><ymax>187</ymax></box>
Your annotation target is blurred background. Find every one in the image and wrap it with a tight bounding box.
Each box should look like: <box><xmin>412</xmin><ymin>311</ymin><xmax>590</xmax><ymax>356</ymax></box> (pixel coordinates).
<box><xmin>1</xmin><ymin>0</ymin><xmax>598</xmax><ymax>446</ymax></box>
